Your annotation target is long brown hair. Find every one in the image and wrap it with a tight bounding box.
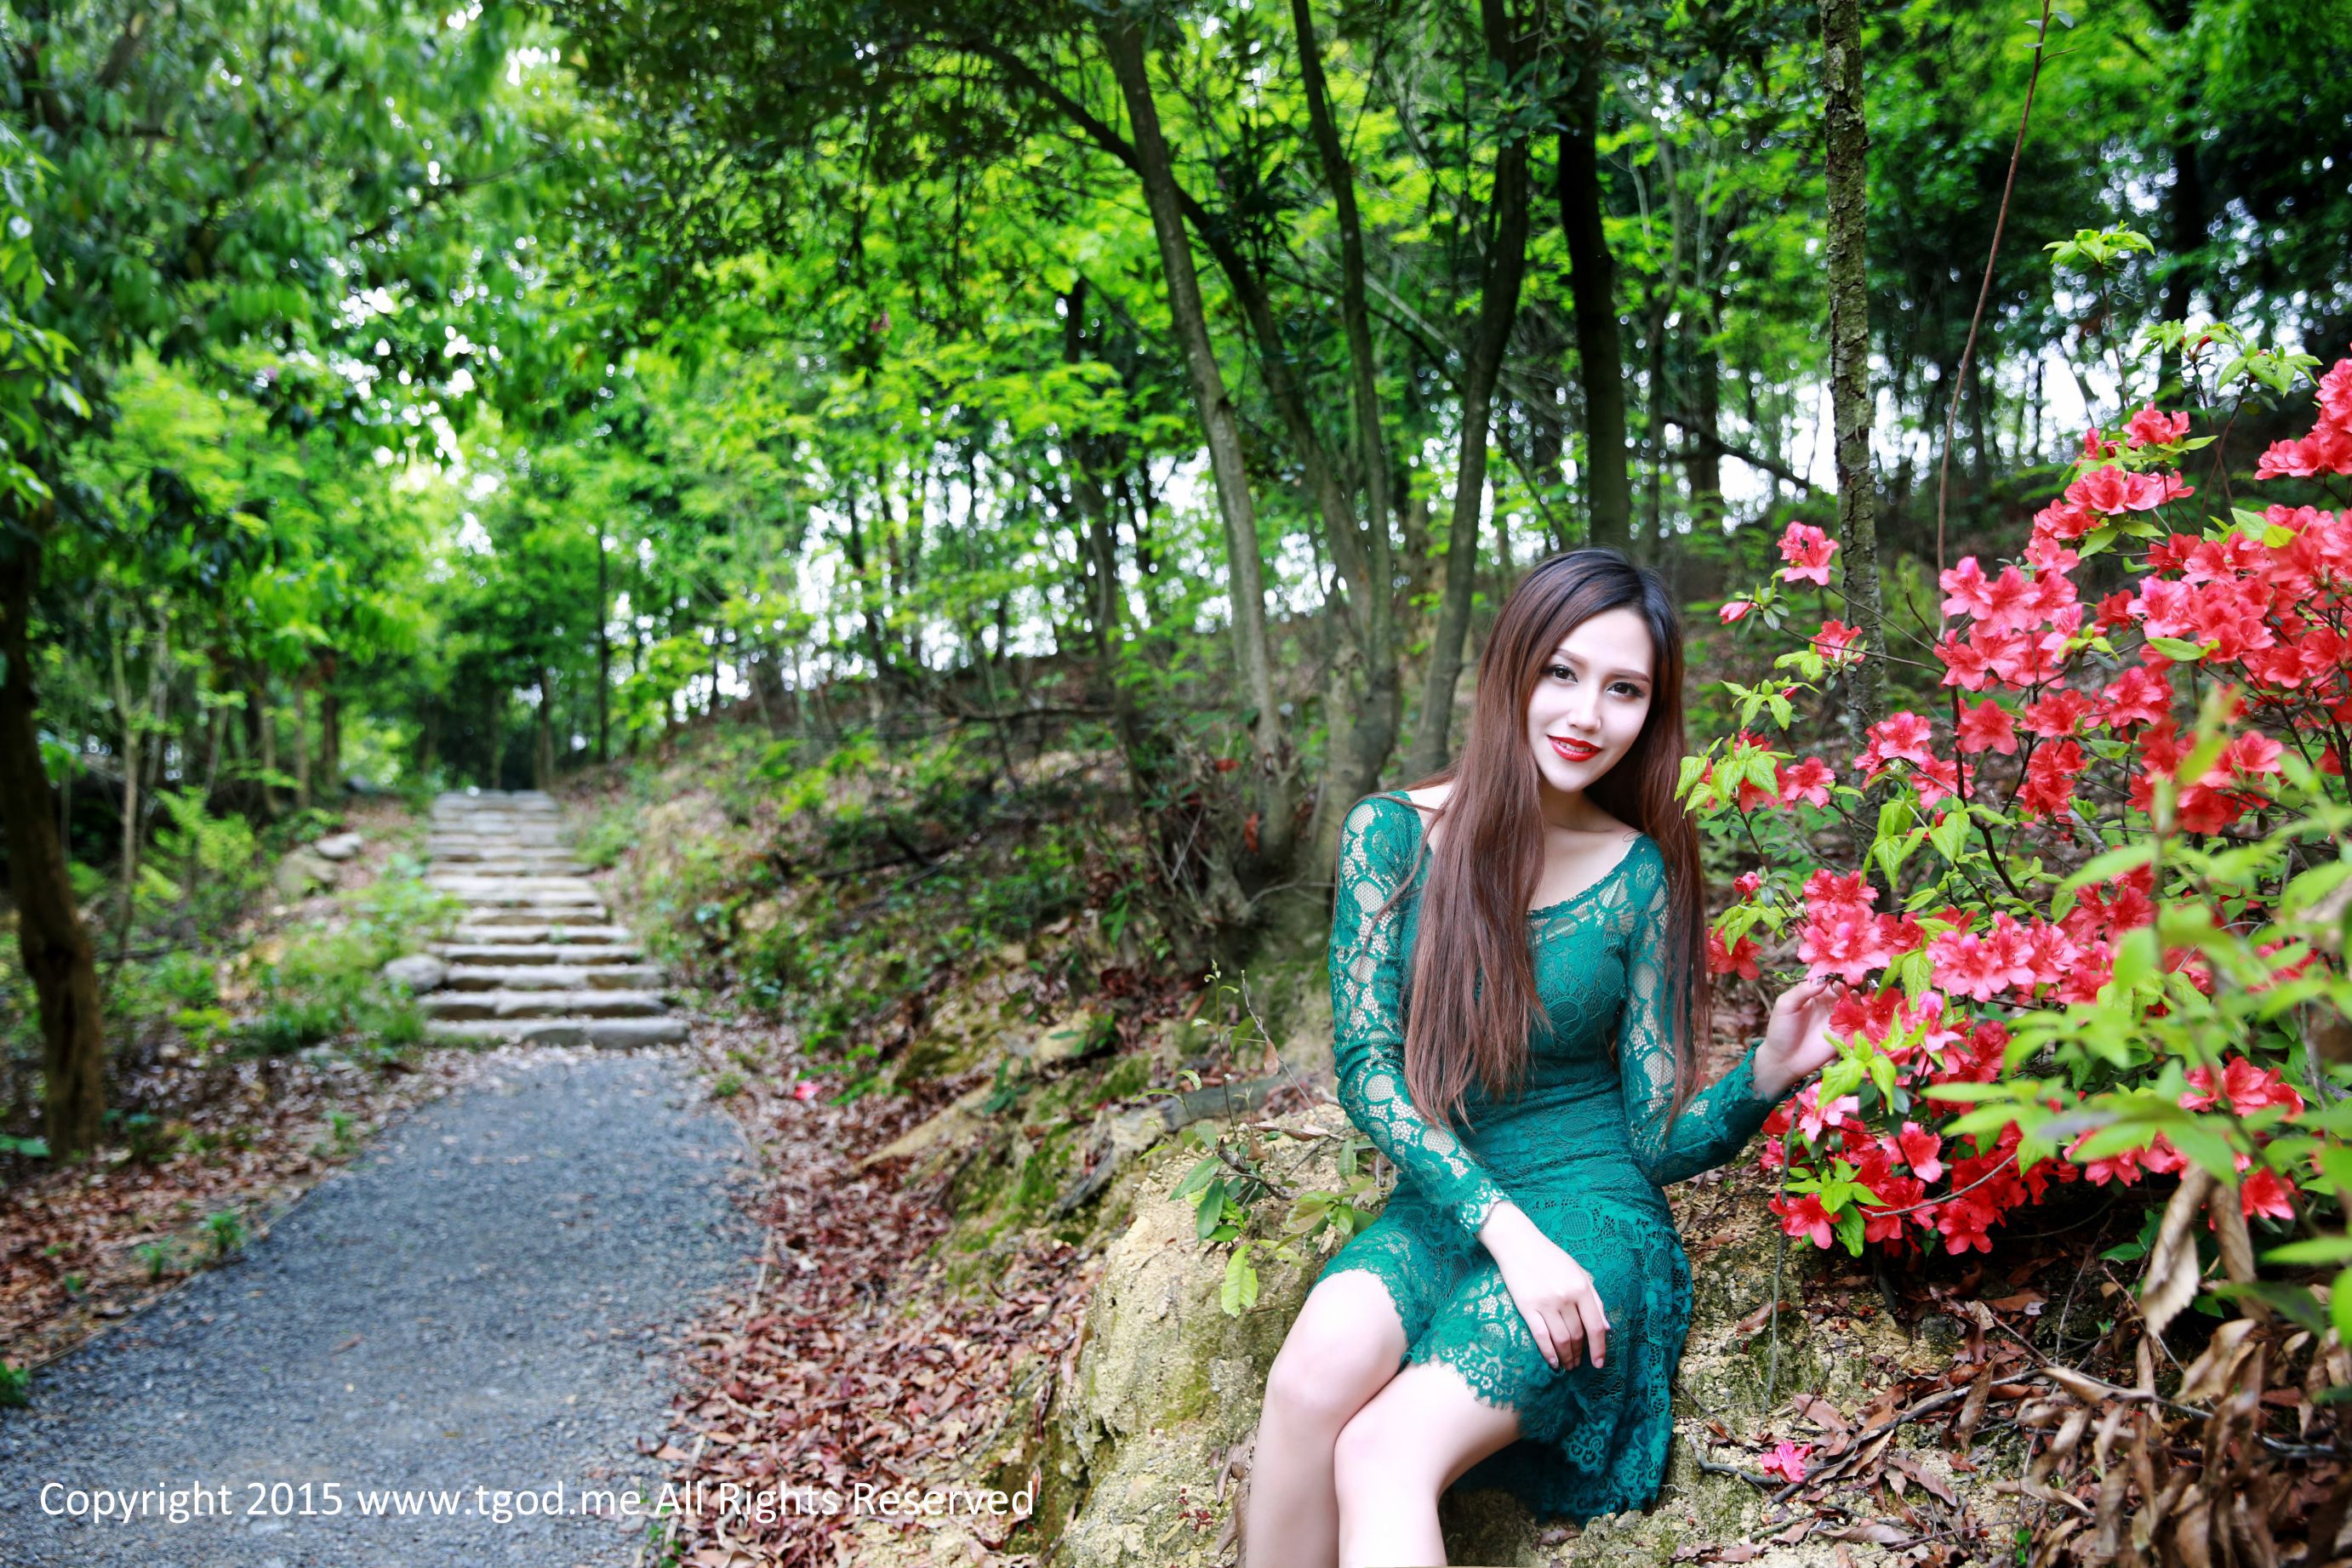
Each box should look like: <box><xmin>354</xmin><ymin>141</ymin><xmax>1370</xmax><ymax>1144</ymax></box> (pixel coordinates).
<box><xmin>1390</xmin><ymin>547</ymin><xmax>1710</xmax><ymax>1138</ymax></box>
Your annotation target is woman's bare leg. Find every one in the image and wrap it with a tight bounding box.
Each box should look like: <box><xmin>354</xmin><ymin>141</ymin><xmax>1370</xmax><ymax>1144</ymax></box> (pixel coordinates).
<box><xmin>1240</xmin><ymin>1271</ymin><xmax>1411</xmax><ymax>1568</ymax></box>
<box><xmin>1331</xmin><ymin>1358</ymin><xmax>1521</xmax><ymax>1568</ymax></box>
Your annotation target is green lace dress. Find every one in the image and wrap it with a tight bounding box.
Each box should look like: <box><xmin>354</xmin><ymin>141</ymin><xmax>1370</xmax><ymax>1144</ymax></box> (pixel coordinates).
<box><xmin>1314</xmin><ymin>791</ymin><xmax>1790</xmax><ymax>1525</ymax></box>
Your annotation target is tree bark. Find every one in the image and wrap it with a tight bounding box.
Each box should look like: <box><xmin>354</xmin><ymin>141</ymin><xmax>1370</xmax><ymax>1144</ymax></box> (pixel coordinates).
<box><xmin>1100</xmin><ymin>14</ymin><xmax>1296</xmax><ymax>901</ymax></box>
<box><xmin>1558</xmin><ymin>60</ymin><xmax>1631</xmax><ymax>550</ymax></box>
<box><xmin>534</xmin><ymin>669</ymin><xmax>556</xmax><ymax>790</ymax></box>
<box><xmin>1685</xmin><ymin>285</ymin><xmax>1725</xmax><ymax>533</ymax></box>
<box><xmin>1407</xmin><ymin>2</ymin><xmax>1533</xmax><ymax>777</ymax></box>
<box><xmin>839</xmin><ymin>478</ymin><xmax>896</xmax><ymax>704</ymax></box>
<box><xmin>596</xmin><ymin>527</ymin><xmax>611</xmax><ymax>763</ymax></box>
<box><xmin>291</xmin><ymin>676</ymin><xmax>311</xmax><ymax>813</ymax></box>
<box><xmin>250</xmin><ymin>664</ymin><xmax>280</xmax><ymax>820</ymax></box>
<box><xmin>109</xmin><ymin>625</ymin><xmax>142</xmax><ymax>956</ymax></box>
<box><xmin>1822</xmin><ymin>0</ymin><xmax>1887</xmax><ymax>736</ymax></box>
<box><xmin>0</xmin><ymin>537</ymin><xmax>107</xmax><ymax>1160</ymax></box>
<box><xmin>1287</xmin><ymin>0</ymin><xmax>1407</xmax><ymax>886</ymax></box>
<box><xmin>316</xmin><ymin>650</ymin><xmax>340</xmax><ymax>801</ymax></box>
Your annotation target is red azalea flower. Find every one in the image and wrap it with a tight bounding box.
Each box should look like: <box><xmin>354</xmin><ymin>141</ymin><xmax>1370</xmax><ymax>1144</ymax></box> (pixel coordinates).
<box><xmin>1777</xmin><ymin>522</ymin><xmax>1839</xmax><ymax>585</ymax></box>
<box><xmin>1778</xmin><ymin>756</ymin><xmax>1835</xmax><ymax>807</ymax></box>
<box><xmin>1955</xmin><ymin>698</ymin><xmax>2018</xmax><ymax>755</ymax></box>
<box><xmin>2124</xmin><ymin>404</ymin><xmax>2190</xmax><ymax>448</ymax></box>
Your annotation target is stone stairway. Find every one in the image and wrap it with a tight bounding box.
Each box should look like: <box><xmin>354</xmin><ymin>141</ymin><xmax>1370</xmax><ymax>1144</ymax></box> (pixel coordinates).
<box><xmin>419</xmin><ymin>789</ymin><xmax>688</xmax><ymax>1048</ymax></box>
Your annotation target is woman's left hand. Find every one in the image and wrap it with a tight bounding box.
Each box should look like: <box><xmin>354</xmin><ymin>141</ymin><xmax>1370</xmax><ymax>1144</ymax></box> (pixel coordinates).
<box><xmin>1753</xmin><ymin>974</ymin><xmax>1841</xmax><ymax>1102</ymax></box>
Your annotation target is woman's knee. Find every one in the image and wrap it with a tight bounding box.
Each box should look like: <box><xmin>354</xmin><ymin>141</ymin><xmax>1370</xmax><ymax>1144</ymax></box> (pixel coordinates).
<box><xmin>1331</xmin><ymin>1395</ymin><xmax>1431</xmax><ymax>1497</ymax></box>
<box><xmin>1262</xmin><ymin>1278</ymin><xmax>1404</xmax><ymax>1430</ymax></box>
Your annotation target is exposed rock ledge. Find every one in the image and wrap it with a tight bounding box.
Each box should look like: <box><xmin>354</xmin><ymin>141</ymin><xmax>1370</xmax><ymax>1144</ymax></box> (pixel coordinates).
<box><xmin>1037</xmin><ymin>1103</ymin><xmax>1994</xmax><ymax>1567</ymax></box>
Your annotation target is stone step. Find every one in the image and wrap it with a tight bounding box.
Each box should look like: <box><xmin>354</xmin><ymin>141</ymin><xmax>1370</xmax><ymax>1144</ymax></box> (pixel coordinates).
<box><xmin>444</xmin><ymin>923</ymin><xmax>637</xmax><ymax>947</ymax></box>
<box><xmin>459</xmin><ymin>906</ymin><xmax>610</xmax><ymax>927</ymax></box>
<box><xmin>442</xmin><ymin>892</ymin><xmax>607</xmax><ymax>907</ymax></box>
<box><xmin>427</xmin><ymin>875</ymin><xmax>602</xmax><ymax>894</ymax></box>
<box><xmin>422</xmin><ymin>989</ymin><xmax>667</xmax><ymax>1021</ymax></box>
<box><xmin>425</xmin><ymin>1017</ymin><xmax>688</xmax><ymax>1048</ymax></box>
<box><xmin>425</xmin><ymin>843</ymin><xmax>578</xmax><ymax>858</ymax></box>
<box><xmin>437</xmin><ymin>868</ymin><xmax>593</xmax><ymax>883</ymax></box>
<box><xmin>428</xmin><ymin>835</ymin><xmax>563</xmax><ymax>848</ymax></box>
<box><xmin>432</xmin><ymin>942</ymin><xmax>646</xmax><ymax>966</ymax></box>
<box><xmin>442</xmin><ymin>964</ymin><xmax>665</xmax><ymax>992</ymax></box>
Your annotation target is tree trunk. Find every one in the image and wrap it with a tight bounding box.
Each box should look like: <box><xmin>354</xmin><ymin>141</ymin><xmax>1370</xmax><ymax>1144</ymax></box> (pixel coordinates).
<box><xmin>1823</xmin><ymin>0</ymin><xmax>1887</xmax><ymax>736</ymax></box>
<box><xmin>1559</xmin><ymin>61</ymin><xmax>1631</xmax><ymax>550</ymax></box>
<box><xmin>0</xmin><ymin>538</ymin><xmax>107</xmax><ymax>1160</ymax></box>
<box><xmin>840</xmin><ymin>480</ymin><xmax>895</xmax><ymax>700</ymax></box>
<box><xmin>109</xmin><ymin>626</ymin><xmax>142</xmax><ymax>956</ymax></box>
<box><xmin>1685</xmin><ymin>286</ymin><xmax>1724</xmax><ymax>533</ymax></box>
<box><xmin>1100</xmin><ymin>13</ymin><xmax>1295</xmax><ymax>904</ymax></box>
<box><xmin>1407</xmin><ymin>24</ymin><xmax>1533</xmax><ymax>778</ymax></box>
<box><xmin>534</xmin><ymin>670</ymin><xmax>555</xmax><ymax>790</ymax></box>
<box><xmin>316</xmin><ymin>651</ymin><xmax>341</xmax><ymax>802</ymax></box>
<box><xmin>291</xmin><ymin>676</ymin><xmax>311</xmax><ymax>813</ymax></box>
<box><xmin>596</xmin><ymin>528</ymin><xmax>611</xmax><ymax>763</ymax></box>
<box><xmin>251</xmin><ymin>666</ymin><xmax>280</xmax><ymax>821</ymax></box>
<box><xmin>1289</xmin><ymin>0</ymin><xmax>1410</xmax><ymax>888</ymax></box>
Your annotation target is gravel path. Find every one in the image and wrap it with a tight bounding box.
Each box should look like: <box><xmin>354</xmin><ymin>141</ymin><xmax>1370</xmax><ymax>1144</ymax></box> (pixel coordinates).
<box><xmin>0</xmin><ymin>1046</ymin><xmax>759</xmax><ymax>1567</ymax></box>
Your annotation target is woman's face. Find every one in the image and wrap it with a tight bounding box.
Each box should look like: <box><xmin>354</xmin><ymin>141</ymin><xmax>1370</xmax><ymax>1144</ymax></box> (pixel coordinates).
<box><xmin>1524</xmin><ymin>605</ymin><xmax>1656</xmax><ymax>797</ymax></box>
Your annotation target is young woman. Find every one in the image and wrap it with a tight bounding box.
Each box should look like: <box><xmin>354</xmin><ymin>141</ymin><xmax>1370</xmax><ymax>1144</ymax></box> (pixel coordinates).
<box><xmin>1241</xmin><ymin>548</ymin><xmax>1841</xmax><ymax>1568</ymax></box>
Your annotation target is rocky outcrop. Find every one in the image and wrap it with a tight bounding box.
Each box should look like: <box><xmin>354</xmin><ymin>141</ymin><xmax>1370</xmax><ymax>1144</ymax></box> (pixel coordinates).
<box><xmin>1037</xmin><ymin>1104</ymin><xmax>1993</xmax><ymax>1567</ymax></box>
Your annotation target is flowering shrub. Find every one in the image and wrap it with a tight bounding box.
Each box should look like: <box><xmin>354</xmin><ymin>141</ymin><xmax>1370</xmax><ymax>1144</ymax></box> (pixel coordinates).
<box><xmin>1694</xmin><ymin>304</ymin><xmax>2352</xmax><ymax>1331</ymax></box>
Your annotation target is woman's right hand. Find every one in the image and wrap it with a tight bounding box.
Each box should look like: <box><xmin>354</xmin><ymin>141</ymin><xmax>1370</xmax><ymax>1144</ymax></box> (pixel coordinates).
<box><xmin>1476</xmin><ymin>1202</ymin><xmax>1609</xmax><ymax>1372</ymax></box>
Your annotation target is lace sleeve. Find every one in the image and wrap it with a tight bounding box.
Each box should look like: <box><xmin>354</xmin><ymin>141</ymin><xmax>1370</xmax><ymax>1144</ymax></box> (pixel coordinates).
<box><xmin>1618</xmin><ymin>841</ymin><xmax>1785</xmax><ymax>1188</ymax></box>
<box><xmin>1330</xmin><ymin>795</ymin><xmax>1511</xmax><ymax>1240</ymax></box>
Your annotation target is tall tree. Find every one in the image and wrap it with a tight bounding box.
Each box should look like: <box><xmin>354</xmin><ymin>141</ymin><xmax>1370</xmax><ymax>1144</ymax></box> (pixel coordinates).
<box><xmin>1557</xmin><ymin>54</ymin><xmax>1631</xmax><ymax>551</ymax></box>
<box><xmin>1821</xmin><ymin>0</ymin><xmax>1886</xmax><ymax>735</ymax></box>
<box><xmin>1408</xmin><ymin>0</ymin><xmax>1537</xmax><ymax>775</ymax></box>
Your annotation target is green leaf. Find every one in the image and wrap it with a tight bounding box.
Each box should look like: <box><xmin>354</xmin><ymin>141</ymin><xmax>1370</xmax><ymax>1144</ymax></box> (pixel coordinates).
<box><xmin>1930</xmin><ymin>810</ymin><xmax>1972</xmax><ymax>865</ymax></box>
<box><xmin>2060</xmin><ymin>841</ymin><xmax>2155</xmax><ymax>893</ymax></box>
<box><xmin>1196</xmin><ymin>1177</ymin><xmax>1230</xmax><ymax>1239</ymax></box>
<box><xmin>1221</xmin><ymin>1246</ymin><xmax>1259</xmax><ymax>1316</ymax></box>
<box><xmin>2263</xmin><ymin>1235</ymin><xmax>2352</xmax><ymax>1266</ymax></box>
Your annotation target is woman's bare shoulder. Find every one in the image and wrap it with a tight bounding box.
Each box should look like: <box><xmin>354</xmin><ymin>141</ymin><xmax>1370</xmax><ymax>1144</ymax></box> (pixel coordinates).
<box><xmin>1400</xmin><ymin>782</ymin><xmax>1453</xmax><ymax>813</ymax></box>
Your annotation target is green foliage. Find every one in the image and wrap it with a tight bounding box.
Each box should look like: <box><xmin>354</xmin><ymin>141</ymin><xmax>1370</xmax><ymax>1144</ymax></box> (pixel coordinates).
<box><xmin>239</xmin><ymin>868</ymin><xmax>461</xmax><ymax>1058</ymax></box>
<box><xmin>202</xmin><ymin>1210</ymin><xmax>247</xmax><ymax>1262</ymax></box>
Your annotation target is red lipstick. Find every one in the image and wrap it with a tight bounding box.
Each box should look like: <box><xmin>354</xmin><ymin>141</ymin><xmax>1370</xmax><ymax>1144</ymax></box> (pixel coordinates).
<box><xmin>1550</xmin><ymin>735</ymin><xmax>1600</xmax><ymax>763</ymax></box>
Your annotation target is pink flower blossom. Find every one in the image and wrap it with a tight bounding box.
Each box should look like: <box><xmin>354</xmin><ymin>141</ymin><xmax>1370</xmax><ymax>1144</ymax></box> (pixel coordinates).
<box><xmin>1778</xmin><ymin>522</ymin><xmax>1839</xmax><ymax>585</ymax></box>
<box><xmin>1897</xmin><ymin>1122</ymin><xmax>1944</xmax><ymax>1183</ymax></box>
<box><xmin>1795</xmin><ymin>1085</ymin><xmax>1862</xmax><ymax>1141</ymax></box>
<box><xmin>2181</xmin><ymin>1056</ymin><xmax>2307</xmax><ymax>1117</ymax></box>
<box><xmin>1812</xmin><ymin>619</ymin><xmax>1863</xmax><ymax>664</ymax></box>
<box><xmin>2068</xmin><ymin>465</ymin><xmax>2136</xmax><ymax>515</ymax></box>
<box><xmin>2020</xmin><ymin>689</ymin><xmax>2092</xmax><ymax>738</ymax></box>
<box><xmin>1707</xmin><ymin>930</ymin><xmax>1762</xmax><ymax>979</ymax></box>
<box><xmin>1778</xmin><ymin>756</ymin><xmax>1835</xmax><ymax>807</ymax></box>
<box><xmin>2124</xmin><ymin>404</ymin><xmax>2190</xmax><ymax>448</ymax></box>
<box><xmin>1719</xmin><ymin>599</ymin><xmax>1754</xmax><ymax>624</ymax></box>
<box><xmin>1955</xmin><ymin>698</ymin><xmax>2018</xmax><ymax>755</ymax></box>
<box><xmin>2241</xmin><ymin>1166</ymin><xmax>2297</xmax><ymax>1222</ymax></box>
<box><xmin>1858</xmin><ymin>711</ymin><xmax>1937</xmax><ymax>773</ymax></box>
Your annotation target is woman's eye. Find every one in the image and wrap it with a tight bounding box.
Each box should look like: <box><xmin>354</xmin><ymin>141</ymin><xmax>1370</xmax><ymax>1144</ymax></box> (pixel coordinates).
<box><xmin>1550</xmin><ymin>664</ymin><xmax>1573</xmax><ymax>680</ymax></box>
<box><xmin>1611</xmin><ymin>681</ymin><xmax>1643</xmax><ymax>698</ymax></box>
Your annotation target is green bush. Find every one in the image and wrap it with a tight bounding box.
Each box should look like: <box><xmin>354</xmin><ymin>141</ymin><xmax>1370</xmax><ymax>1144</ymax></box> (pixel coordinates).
<box><xmin>237</xmin><ymin>869</ymin><xmax>460</xmax><ymax>1058</ymax></box>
